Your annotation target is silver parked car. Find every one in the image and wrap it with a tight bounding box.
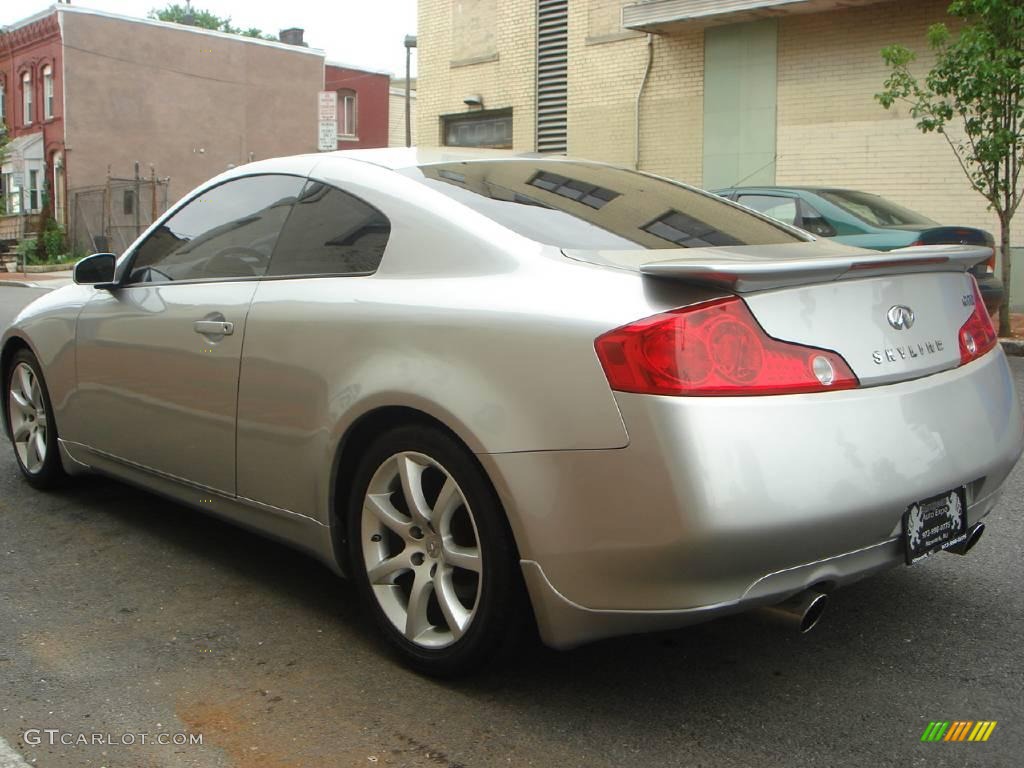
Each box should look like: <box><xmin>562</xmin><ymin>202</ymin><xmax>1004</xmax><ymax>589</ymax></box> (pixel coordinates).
<box><xmin>4</xmin><ymin>149</ymin><xmax>1022</xmax><ymax>676</ymax></box>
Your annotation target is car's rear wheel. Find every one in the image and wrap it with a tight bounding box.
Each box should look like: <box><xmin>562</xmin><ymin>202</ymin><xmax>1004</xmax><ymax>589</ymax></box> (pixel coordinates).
<box><xmin>5</xmin><ymin>349</ymin><xmax>67</xmax><ymax>489</ymax></box>
<box><xmin>347</xmin><ymin>424</ymin><xmax>524</xmax><ymax>677</ymax></box>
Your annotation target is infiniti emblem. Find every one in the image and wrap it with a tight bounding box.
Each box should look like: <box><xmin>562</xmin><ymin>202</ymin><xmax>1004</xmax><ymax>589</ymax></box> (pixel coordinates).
<box><xmin>887</xmin><ymin>305</ymin><xmax>915</xmax><ymax>330</ymax></box>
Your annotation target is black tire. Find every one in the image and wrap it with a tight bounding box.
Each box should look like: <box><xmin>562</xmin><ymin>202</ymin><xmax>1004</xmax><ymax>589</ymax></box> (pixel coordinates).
<box><xmin>347</xmin><ymin>423</ymin><xmax>526</xmax><ymax>677</ymax></box>
<box><xmin>4</xmin><ymin>348</ymin><xmax>68</xmax><ymax>490</ymax></box>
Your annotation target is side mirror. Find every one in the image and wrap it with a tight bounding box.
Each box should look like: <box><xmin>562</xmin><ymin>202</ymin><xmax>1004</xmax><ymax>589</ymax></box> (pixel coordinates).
<box><xmin>73</xmin><ymin>253</ymin><xmax>117</xmax><ymax>287</ymax></box>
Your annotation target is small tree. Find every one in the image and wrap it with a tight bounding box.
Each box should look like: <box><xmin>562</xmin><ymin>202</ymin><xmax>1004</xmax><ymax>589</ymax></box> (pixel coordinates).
<box><xmin>149</xmin><ymin>4</ymin><xmax>276</xmax><ymax>40</ymax></box>
<box><xmin>877</xmin><ymin>0</ymin><xmax>1024</xmax><ymax>336</ymax></box>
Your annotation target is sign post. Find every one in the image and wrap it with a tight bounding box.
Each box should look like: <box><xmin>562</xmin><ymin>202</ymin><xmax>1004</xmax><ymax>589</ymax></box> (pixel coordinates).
<box><xmin>318</xmin><ymin>91</ymin><xmax>338</xmax><ymax>152</ymax></box>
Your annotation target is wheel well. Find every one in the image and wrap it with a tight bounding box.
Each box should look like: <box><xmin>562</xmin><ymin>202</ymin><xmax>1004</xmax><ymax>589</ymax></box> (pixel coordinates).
<box><xmin>0</xmin><ymin>337</ymin><xmax>31</xmax><ymax>435</ymax></box>
<box><xmin>329</xmin><ymin>406</ymin><xmax>515</xmax><ymax>575</ymax></box>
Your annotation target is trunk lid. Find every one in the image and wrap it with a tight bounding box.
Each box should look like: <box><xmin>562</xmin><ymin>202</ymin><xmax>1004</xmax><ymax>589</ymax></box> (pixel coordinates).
<box><xmin>566</xmin><ymin>241</ymin><xmax>988</xmax><ymax>388</ymax></box>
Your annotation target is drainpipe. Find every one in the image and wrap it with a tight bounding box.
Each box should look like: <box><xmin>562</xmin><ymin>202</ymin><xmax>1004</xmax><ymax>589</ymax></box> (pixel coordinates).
<box><xmin>634</xmin><ymin>33</ymin><xmax>654</xmax><ymax>170</ymax></box>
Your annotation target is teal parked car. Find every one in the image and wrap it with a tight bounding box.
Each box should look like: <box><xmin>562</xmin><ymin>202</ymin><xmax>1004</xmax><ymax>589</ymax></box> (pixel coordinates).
<box><xmin>714</xmin><ymin>187</ymin><xmax>1002</xmax><ymax>314</ymax></box>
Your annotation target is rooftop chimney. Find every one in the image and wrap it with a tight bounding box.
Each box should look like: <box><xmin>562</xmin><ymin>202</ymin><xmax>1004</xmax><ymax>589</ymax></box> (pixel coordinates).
<box><xmin>279</xmin><ymin>28</ymin><xmax>307</xmax><ymax>47</ymax></box>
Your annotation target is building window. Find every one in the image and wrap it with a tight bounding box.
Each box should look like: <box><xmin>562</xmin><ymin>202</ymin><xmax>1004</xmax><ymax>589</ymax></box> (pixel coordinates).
<box><xmin>443</xmin><ymin>111</ymin><xmax>513</xmax><ymax>148</ymax></box>
<box><xmin>43</xmin><ymin>66</ymin><xmax>54</xmax><ymax>120</ymax></box>
<box><xmin>642</xmin><ymin>209</ymin><xmax>743</xmax><ymax>249</ymax></box>
<box><xmin>528</xmin><ymin>171</ymin><xmax>620</xmax><ymax>209</ymax></box>
<box><xmin>2</xmin><ymin>173</ymin><xmax>19</xmax><ymax>215</ymax></box>
<box><xmin>28</xmin><ymin>170</ymin><xmax>40</xmax><ymax>212</ymax></box>
<box><xmin>0</xmin><ymin>81</ymin><xmax>6</xmax><ymax>127</ymax></box>
<box><xmin>338</xmin><ymin>90</ymin><xmax>357</xmax><ymax>138</ymax></box>
<box><xmin>22</xmin><ymin>71</ymin><xmax>32</xmax><ymax>126</ymax></box>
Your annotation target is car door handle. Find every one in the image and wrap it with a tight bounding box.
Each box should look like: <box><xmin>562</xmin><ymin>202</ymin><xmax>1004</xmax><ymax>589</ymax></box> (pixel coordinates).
<box><xmin>194</xmin><ymin>320</ymin><xmax>234</xmax><ymax>336</ymax></box>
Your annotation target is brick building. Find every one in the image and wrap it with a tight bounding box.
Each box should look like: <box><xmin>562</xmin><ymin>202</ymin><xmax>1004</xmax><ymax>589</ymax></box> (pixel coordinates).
<box><xmin>325</xmin><ymin>62</ymin><xmax>392</xmax><ymax>149</ymax></box>
<box><xmin>417</xmin><ymin>0</ymin><xmax>1024</xmax><ymax>302</ymax></box>
<box><xmin>1</xmin><ymin>5</ymin><xmax>324</xmax><ymax>253</ymax></box>
<box><xmin>0</xmin><ymin>10</ymin><xmax>64</xmax><ymax>228</ymax></box>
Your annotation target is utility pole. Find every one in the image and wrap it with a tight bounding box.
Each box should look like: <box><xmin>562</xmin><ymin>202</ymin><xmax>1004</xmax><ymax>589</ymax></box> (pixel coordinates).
<box><xmin>133</xmin><ymin>161</ymin><xmax>141</xmax><ymax>238</ymax></box>
<box><xmin>404</xmin><ymin>35</ymin><xmax>417</xmax><ymax>148</ymax></box>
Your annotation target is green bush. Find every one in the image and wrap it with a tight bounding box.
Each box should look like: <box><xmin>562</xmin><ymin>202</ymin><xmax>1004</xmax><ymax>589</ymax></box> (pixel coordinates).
<box><xmin>42</xmin><ymin>222</ymin><xmax>66</xmax><ymax>262</ymax></box>
<box><xmin>15</xmin><ymin>238</ymin><xmax>38</xmax><ymax>264</ymax></box>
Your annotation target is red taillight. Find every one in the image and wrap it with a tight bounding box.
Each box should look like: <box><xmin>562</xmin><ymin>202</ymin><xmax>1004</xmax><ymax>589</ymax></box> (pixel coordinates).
<box><xmin>595</xmin><ymin>297</ymin><xmax>859</xmax><ymax>396</ymax></box>
<box><xmin>958</xmin><ymin>276</ymin><xmax>997</xmax><ymax>365</ymax></box>
<box><xmin>985</xmin><ymin>250</ymin><xmax>997</xmax><ymax>274</ymax></box>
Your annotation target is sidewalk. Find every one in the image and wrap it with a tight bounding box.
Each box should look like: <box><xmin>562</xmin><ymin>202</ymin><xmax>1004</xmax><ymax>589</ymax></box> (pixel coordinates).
<box><xmin>0</xmin><ymin>269</ymin><xmax>74</xmax><ymax>289</ymax></box>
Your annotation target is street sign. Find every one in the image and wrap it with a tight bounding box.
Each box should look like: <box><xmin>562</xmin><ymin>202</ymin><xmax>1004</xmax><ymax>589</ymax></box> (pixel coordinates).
<box><xmin>319</xmin><ymin>91</ymin><xmax>337</xmax><ymax>121</ymax></box>
<box><xmin>318</xmin><ymin>91</ymin><xmax>338</xmax><ymax>151</ymax></box>
<box><xmin>318</xmin><ymin>121</ymin><xmax>338</xmax><ymax>152</ymax></box>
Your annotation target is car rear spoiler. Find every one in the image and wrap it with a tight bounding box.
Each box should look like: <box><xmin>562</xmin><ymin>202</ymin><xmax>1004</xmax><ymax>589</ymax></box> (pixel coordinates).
<box><xmin>634</xmin><ymin>244</ymin><xmax>991</xmax><ymax>293</ymax></box>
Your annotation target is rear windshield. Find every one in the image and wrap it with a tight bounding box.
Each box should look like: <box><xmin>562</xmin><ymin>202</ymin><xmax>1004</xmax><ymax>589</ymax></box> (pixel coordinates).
<box><xmin>817</xmin><ymin>190</ymin><xmax>936</xmax><ymax>228</ymax></box>
<box><xmin>399</xmin><ymin>160</ymin><xmax>804</xmax><ymax>250</ymax></box>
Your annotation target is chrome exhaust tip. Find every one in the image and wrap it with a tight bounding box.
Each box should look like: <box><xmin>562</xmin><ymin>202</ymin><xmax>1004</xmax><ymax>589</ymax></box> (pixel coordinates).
<box><xmin>947</xmin><ymin>523</ymin><xmax>985</xmax><ymax>556</ymax></box>
<box><xmin>755</xmin><ymin>590</ymin><xmax>828</xmax><ymax>633</ymax></box>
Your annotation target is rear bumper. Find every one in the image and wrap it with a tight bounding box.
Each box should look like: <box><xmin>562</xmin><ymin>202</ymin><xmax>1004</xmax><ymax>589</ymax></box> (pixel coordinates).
<box><xmin>483</xmin><ymin>348</ymin><xmax>1023</xmax><ymax>649</ymax></box>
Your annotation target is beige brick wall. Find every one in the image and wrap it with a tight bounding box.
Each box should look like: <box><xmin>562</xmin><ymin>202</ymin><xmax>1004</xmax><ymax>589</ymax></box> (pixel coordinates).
<box><xmin>776</xmin><ymin>0</ymin><xmax>1022</xmax><ymax>244</ymax></box>
<box><xmin>417</xmin><ymin>0</ymin><xmax>536</xmax><ymax>149</ymax></box>
<box><xmin>389</xmin><ymin>90</ymin><xmax>417</xmax><ymax>147</ymax></box>
<box><xmin>568</xmin><ymin>26</ymin><xmax>703</xmax><ymax>184</ymax></box>
<box><xmin>419</xmin><ymin>0</ymin><xmax>1018</xmax><ymax>246</ymax></box>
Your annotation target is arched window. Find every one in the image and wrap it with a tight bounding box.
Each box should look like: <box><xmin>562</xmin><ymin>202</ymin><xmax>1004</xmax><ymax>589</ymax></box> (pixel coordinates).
<box><xmin>337</xmin><ymin>89</ymin><xmax>357</xmax><ymax>138</ymax></box>
<box><xmin>22</xmin><ymin>71</ymin><xmax>32</xmax><ymax>126</ymax></box>
<box><xmin>42</xmin><ymin>65</ymin><xmax>54</xmax><ymax>120</ymax></box>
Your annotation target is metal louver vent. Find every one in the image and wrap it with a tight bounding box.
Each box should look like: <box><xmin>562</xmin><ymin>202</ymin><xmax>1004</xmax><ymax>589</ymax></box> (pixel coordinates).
<box><xmin>536</xmin><ymin>0</ymin><xmax>568</xmax><ymax>153</ymax></box>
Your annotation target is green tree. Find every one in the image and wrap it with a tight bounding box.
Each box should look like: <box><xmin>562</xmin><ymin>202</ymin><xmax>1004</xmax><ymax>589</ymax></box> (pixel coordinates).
<box><xmin>877</xmin><ymin>0</ymin><xmax>1024</xmax><ymax>336</ymax></box>
<box><xmin>148</xmin><ymin>4</ymin><xmax>276</xmax><ymax>40</ymax></box>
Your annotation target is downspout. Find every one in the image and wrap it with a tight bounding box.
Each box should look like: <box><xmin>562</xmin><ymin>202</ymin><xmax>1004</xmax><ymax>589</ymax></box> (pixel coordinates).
<box><xmin>634</xmin><ymin>33</ymin><xmax>654</xmax><ymax>170</ymax></box>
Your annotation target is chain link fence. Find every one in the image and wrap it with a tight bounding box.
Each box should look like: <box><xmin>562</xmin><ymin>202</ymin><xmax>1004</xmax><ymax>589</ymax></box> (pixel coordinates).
<box><xmin>69</xmin><ymin>173</ymin><xmax>170</xmax><ymax>256</ymax></box>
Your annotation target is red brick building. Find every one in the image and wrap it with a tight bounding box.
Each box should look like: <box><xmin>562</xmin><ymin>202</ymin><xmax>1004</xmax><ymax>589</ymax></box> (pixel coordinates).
<box><xmin>324</xmin><ymin>62</ymin><xmax>391</xmax><ymax>149</ymax></box>
<box><xmin>0</xmin><ymin>10</ymin><xmax>66</xmax><ymax>227</ymax></box>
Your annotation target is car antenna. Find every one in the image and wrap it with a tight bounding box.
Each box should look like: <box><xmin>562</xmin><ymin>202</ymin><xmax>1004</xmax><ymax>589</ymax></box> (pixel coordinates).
<box><xmin>725</xmin><ymin>154</ymin><xmax>781</xmax><ymax>189</ymax></box>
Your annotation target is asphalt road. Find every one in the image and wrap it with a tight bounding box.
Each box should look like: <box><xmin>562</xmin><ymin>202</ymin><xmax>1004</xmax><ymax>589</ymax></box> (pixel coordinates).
<box><xmin>1</xmin><ymin>285</ymin><xmax>1022</xmax><ymax>768</ymax></box>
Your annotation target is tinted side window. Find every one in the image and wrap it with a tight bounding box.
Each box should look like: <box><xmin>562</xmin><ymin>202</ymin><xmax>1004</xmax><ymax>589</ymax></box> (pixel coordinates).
<box><xmin>267</xmin><ymin>181</ymin><xmax>391</xmax><ymax>277</ymax></box>
<box><xmin>126</xmin><ymin>175</ymin><xmax>304</xmax><ymax>284</ymax></box>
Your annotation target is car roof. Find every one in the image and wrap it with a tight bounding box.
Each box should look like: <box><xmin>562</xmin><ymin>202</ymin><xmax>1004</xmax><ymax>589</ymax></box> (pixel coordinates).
<box><xmin>226</xmin><ymin>148</ymin><xmax>604</xmax><ymax>184</ymax></box>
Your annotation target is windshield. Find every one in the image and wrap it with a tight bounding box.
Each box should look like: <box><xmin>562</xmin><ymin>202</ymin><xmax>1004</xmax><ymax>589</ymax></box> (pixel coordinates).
<box><xmin>817</xmin><ymin>190</ymin><xmax>936</xmax><ymax>228</ymax></box>
<box><xmin>400</xmin><ymin>160</ymin><xmax>804</xmax><ymax>250</ymax></box>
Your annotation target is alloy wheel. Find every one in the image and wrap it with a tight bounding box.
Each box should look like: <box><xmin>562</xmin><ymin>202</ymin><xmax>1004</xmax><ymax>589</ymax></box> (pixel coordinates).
<box><xmin>7</xmin><ymin>362</ymin><xmax>49</xmax><ymax>475</ymax></box>
<box><xmin>360</xmin><ymin>451</ymin><xmax>483</xmax><ymax>649</ymax></box>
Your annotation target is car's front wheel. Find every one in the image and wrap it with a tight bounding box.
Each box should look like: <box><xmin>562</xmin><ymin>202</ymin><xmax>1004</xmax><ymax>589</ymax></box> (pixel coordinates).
<box><xmin>347</xmin><ymin>424</ymin><xmax>524</xmax><ymax>676</ymax></box>
<box><xmin>5</xmin><ymin>348</ymin><xmax>68</xmax><ymax>489</ymax></box>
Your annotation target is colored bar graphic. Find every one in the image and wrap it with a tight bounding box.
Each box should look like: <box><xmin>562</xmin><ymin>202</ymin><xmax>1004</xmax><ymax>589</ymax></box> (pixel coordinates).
<box><xmin>921</xmin><ymin>722</ymin><xmax>950</xmax><ymax>741</ymax></box>
<box><xmin>921</xmin><ymin>720</ymin><xmax>996</xmax><ymax>742</ymax></box>
<box><xmin>954</xmin><ymin>722</ymin><xmax>973</xmax><ymax>741</ymax></box>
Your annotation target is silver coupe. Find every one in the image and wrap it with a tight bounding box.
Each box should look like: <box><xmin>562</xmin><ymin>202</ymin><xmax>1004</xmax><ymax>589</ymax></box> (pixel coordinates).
<box><xmin>4</xmin><ymin>149</ymin><xmax>1021</xmax><ymax>676</ymax></box>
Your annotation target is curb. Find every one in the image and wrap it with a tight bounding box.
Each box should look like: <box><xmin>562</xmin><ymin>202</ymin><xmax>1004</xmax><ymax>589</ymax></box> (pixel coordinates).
<box><xmin>1000</xmin><ymin>338</ymin><xmax>1024</xmax><ymax>356</ymax></box>
<box><xmin>0</xmin><ymin>280</ymin><xmax>44</xmax><ymax>289</ymax></box>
